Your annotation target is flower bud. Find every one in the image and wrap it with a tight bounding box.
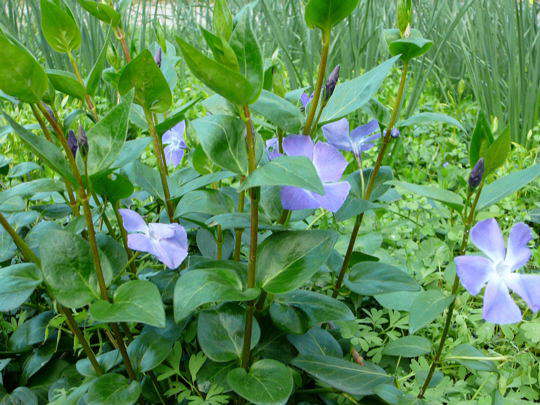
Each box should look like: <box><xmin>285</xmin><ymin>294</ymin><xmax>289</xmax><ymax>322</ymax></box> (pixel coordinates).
<box><xmin>67</xmin><ymin>130</ymin><xmax>78</xmax><ymax>156</ymax></box>
<box><xmin>154</xmin><ymin>47</ymin><xmax>162</xmax><ymax>68</ymax></box>
<box><xmin>468</xmin><ymin>158</ymin><xmax>485</xmax><ymax>189</ymax></box>
<box><xmin>324</xmin><ymin>65</ymin><xmax>340</xmax><ymax>102</ymax></box>
<box><xmin>77</xmin><ymin>126</ymin><xmax>88</xmax><ymax>157</ymax></box>
<box><xmin>44</xmin><ymin>105</ymin><xmax>57</xmax><ymax>123</ymax></box>
<box><xmin>397</xmin><ymin>0</ymin><xmax>413</xmax><ymax>36</ymax></box>
<box><xmin>390</xmin><ymin>128</ymin><xmax>400</xmax><ymax>138</ymax></box>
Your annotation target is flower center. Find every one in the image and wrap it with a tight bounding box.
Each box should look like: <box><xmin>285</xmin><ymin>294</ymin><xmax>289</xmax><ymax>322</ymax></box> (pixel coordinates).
<box><xmin>494</xmin><ymin>261</ymin><xmax>512</xmax><ymax>278</ymax></box>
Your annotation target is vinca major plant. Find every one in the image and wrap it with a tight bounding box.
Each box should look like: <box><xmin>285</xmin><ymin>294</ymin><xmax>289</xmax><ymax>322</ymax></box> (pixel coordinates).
<box><xmin>0</xmin><ymin>0</ymin><xmax>538</xmax><ymax>404</ymax></box>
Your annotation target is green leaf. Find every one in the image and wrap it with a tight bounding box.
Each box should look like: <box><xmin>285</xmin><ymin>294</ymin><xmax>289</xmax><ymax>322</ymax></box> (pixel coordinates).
<box><xmin>409</xmin><ymin>290</ymin><xmax>454</xmax><ymax>334</ymax></box>
<box><xmin>8</xmin><ymin>162</ymin><xmax>42</xmax><ymax>178</ymax></box>
<box><xmin>40</xmin><ymin>0</ymin><xmax>81</xmax><ymax>53</ymax></box>
<box><xmin>40</xmin><ymin>229</ymin><xmax>112</xmax><ymax>308</ymax></box>
<box><xmin>173</xmin><ymin>268</ymin><xmax>260</xmax><ymax>322</ymax></box>
<box><xmin>334</xmin><ymin>198</ymin><xmax>381</xmax><ymax>222</ymax></box>
<box><xmin>201</xmin><ymin>22</ymin><xmax>239</xmax><ymax>71</ymax></box>
<box><xmin>113</xmin><ymin>137</ymin><xmax>152</xmax><ymax>169</ymax></box>
<box><xmin>482</xmin><ymin>129</ymin><xmax>511</xmax><ymax>175</ymax></box>
<box><xmin>305</xmin><ymin>0</ymin><xmax>360</xmax><ymax>31</ymax></box>
<box><xmin>191</xmin><ymin>114</ymin><xmax>248</xmax><ymax>175</ymax></box>
<box><xmin>447</xmin><ymin>344</ymin><xmax>497</xmax><ymax>372</ymax></box>
<box><xmin>86</xmin><ymin>91</ymin><xmax>133</xmax><ymax>175</ymax></box>
<box><xmin>177</xmin><ymin>189</ymin><xmax>234</xmax><ymax>216</ymax></box>
<box><xmin>389</xmin><ymin>37</ymin><xmax>433</xmax><ymax>62</ymax></box>
<box><xmin>469</xmin><ymin>112</ymin><xmax>494</xmax><ymax>166</ymax></box>
<box><xmin>375</xmin><ymin>290</ymin><xmax>421</xmax><ymax>311</ymax></box>
<box><xmin>177</xmin><ymin>37</ymin><xmax>255</xmax><ymax>106</ymax></box>
<box><xmin>86</xmin><ymin>373</ymin><xmax>141</xmax><ymax>405</ymax></box>
<box><xmin>320</xmin><ymin>56</ymin><xmax>399</xmax><ymax>123</ymax></box>
<box><xmin>8</xmin><ymin>311</ymin><xmax>54</xmax><ymax>352</ymax></box>
<box><xmin>118</xmin><ymin>50</ymin><xmax>172</xmax><ymax>113</ymax></box>
<box><xmin>398</xmin><ymin>112</ymin><xmax>464</xmax><ymax>131</ymax></box>
<box><xmin>90</xmin><ymin>280</ymin><xmax>166</xmax><ymax>328</ymax></box>
<box><xmin>127</xmin><ymin>333</ymin><xmax>172</xmax><ymax>373</ymax></box>
<box><xmin>228</xmin><ymin>11</ymin><xmax>263</xmax><ymax>102</ymax></box>
<box><xmin>0</xmin><ymin>28</ymin><xmax>48</xmax><ymax>103</ymax></box>
<box><xmin>347</xmin><ymin>166</ymin><xmax>394</xmax><ymax>201</ymax></box>
<box><xmin>345</xmin><ymin>261</ymin><xmax>420</xmax><ymax>296</ymax></box>
<box><xmin>383</xmin><ymin>336</ymin><xmax>432</xmax><ymax>357</ymax></box>
<box><xmin>389</xmin><ymin>181</ymin><xmax>464</xmax><ymax>210</ymax></box>
<box><xmin>275</xmin><ymin>290</ymin><xmax>354</xmax><ymax>324</ymax></box>
<box><xmin>241</xmin><ymin>156</ymin><xmax>324</xmax><ymax>194</ymax></box>
<box><xmin>197</xmin><ymin>303</ymin><xmax>260</xmax><ymax>363</ymax></box>
<box><xmin>256</xmin><ymin>230</ymin><xmax>337</xmax><ymax>293</ymax></box>
<box><xmin>205</xmin><ymin>213</ymin><xmax>286</xmax><ymax>231</ymax></box>
<box><xmin>0</xmin><ymin>179</ymin><xmax>63</xmax><ymax>205</ymax></box>
<box><xmin>2</xmin><ymin>112</ymin><xmax>76</xmax><ymax>184</ymax></box>
<box><xmin>77</xmin><ymin>0</ymin><xmax>121</xmax><ymax>26</ymax></box>
<box><xmin>123</xmin><ymin>160</ymin><xmax>164</xmax><ymax>200</ymax></box>
<box><xmin>227</xmin><ymin>359</ymin><xmax>293</xmax><ymax>405</ymax></box>
<box><xmin>76</xmin><ymin>350</ymin><xmax>121</xmax><ymax>377</ymax></box>
<box><xmin>86</xmin><ymin>35</ymin><xmax>109</xmax><ymax>95</ymax></box>
<box><xmin>92</xmin><ymin>173</ymin><xmax>134</xmax><ymax>202</ymax></box>
<box><xmin>477</xmin><ymin>164</ymin><xmax>540</xmax><ymax>211</ymax></box>
<box><xmin>0</xmin><ymin>263</ymin><xmax>42</xmax><ymax>312</ymax></box>
<box><xmin>171</xmin><ymin>170</ymin><xmax>235</xmax><ymax>198</ymax></box>
<box><xmin>250</xmin><ymin>90</ymin><xmax>303</xmax><ymax>133</ymax></box>
<box><xmin>287</xmin><ymin>327</ymin><xmax>343</xmax><ymax>358</ymax></box>
<box><xmin>213</xmin><ymin>0</ymin><xmax>233</xmax><ymax>40</ymax></box>
<box><xmin>0</xmin><ymin>387</ymin><xmax>38</xmax><ymax>405</ymax></box>
<box><xmin>46</xmin><ymin>69</ymin><xmax>86</xmax><ymax>99</ymax></box>
<box><xmin>21</xmin><ymin>339</ymin><xmax>55</xmax><ymax>383</ymax></box>
<box><xmin>291</xmin><ymin>355</ymin><xmax>392</xmax><ymax>395</ymax></box>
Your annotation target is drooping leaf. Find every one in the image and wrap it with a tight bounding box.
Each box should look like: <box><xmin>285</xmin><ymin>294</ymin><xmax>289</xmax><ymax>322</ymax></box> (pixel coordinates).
<box><xmin>389</xmin><ymin>37</ymin><xmax>433</xmax><ymax>62</ymax></box>
<box><xmin>345</xmin><ymin>261</ymin><xmax>420</xmax><ymax>296</ymax></box>
<box><xmin>40</xmin><ymin>0</ymin><xmax>81</xmax><ymax>53</ymax></box>
<box><xmin>46</xmin><ymin>69</ymin><xmax>86</xmax><ymax>99</ymax></box>
<box><xmin>227</xmin><ymin>359</ymin><xmax>293</xmax><ymax>405</ymax></box>
<box><xmin>409</xmin><ymin>290</ymin><xmax>454</xmax><ymax>334</ymax></box>
<box><xmin>383</xmin><ymin>336</ymin><xmax>432</xmax><ymax>357</ymax></box>
<box><xmin>21</xmin><ymin>339</ymin><xmax>55</xmax><ymax>383</ymax></box>
<box><xmin>86</xmin><ymin>373</ymin><xmax>141</xmax><ymax>405</ymax></box>
<box><xmin>0</xmin><ymin>264</ymin><xmax>42</xmax><ymax>312</ymax></box>
<box><xmin>256</xmin><ymin>230</ymin><xmax>337</xmax><ymax>293</ymax></box>
<box><xmin>305</xmin><ymin>0</ymin><xmax>360</xmax><ymax>31</ymax></box>
<box><xmin>90</xmin><ymin>280</ymin><xmax>166</xmax><ymax>328</ymax></box>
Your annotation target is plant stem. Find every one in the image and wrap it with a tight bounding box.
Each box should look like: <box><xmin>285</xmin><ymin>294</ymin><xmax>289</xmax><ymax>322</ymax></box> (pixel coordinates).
<box><xmin>418</xmin><ymin>184</ymin><xmax>484</xmax><ymax>398</ymax></box>
<box><xmin>303</xmin><ymin>29</ymin><xmax>330</xmax><ymax>136</ymax></box>
<box><xmin>233</xmin><ymin>189</ymin><xmax>245</xmax><ymax>261</ymax></box>
<box><xmin>332</xmin><ymin>62</ymin><xmax>409</xmax><ymax>298</ymax></box>
<box><xmin>0</xmin><ymin>212</ymin><xmax>41</xmax><ymax>265</ymax></box>
<box><xmin>114</xmin><ymin>26</ymin><xmax>132</xmax><ymax>62</ymax></box>
<box><xmin>144</xmin><ymin>108</ymin><xmax>175</xmax><ymax>222</ymax></box>
<box><xmin>240</xmin><ymin>105</ymin><xmax>259</xmax><ymax>369</ymax></box>
<box><xmin>216</xmin><ymin>225</ymin><xmax>223</xmax><ymax>260</ymax></box>
<box><xmin>67</xmin><ymin>51</ymin><xmax>99</xmax><ymax>122</ymax></box>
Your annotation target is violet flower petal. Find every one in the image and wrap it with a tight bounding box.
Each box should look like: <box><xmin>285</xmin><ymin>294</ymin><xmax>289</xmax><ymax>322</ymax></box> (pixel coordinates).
<box><xmin>300</xmin><ymin>93</ymin><xmax>313</xmax><ymax>109</ymax></box>
<box><xmin>322</xmin><ymin>118</ymin><xmax>352</xmax><ymax>152</ymax></box>
<box><xmin>163</xmin><ymin>121</ymin><xmax>186</xmax><ymax>145</ymax></box>
<box><xmin>119</xmin><ymin>209</ymin><xmax>148</xmax><ymax>233</ymax></box>
<box><xmin>282</xmin><ymin>135</ymin><xmax>314</xmax><ymax>159</ymax></box>
<box><xmin>315</xmin><ymin>182</ymin><xmax>351</xmax><ymax>213</ymax></box>
<box><xmin>164</xmin><ymin>145</ymin><xmax>185</xmax><ymax>168</ymax></box>
<box><xmin>280</xmin><ymin>186</ymin><xmax>320</xmax><ymax>211</ymax></box>
<box><xmin>350</xmin><ymin>119</ymin><xmax>380</xmax><ymax>143</ymax></box>
<box><xmin>470</xmin><ymin>218</ymin><xmax>506</xmax><ymax>263</ymax></box>
<box><xmin>148</xmin><ymin>223</ymin><xmax>176</xmax><ymax>239</ymax></box>
<box><xmin>482</xmin><ymin>278</ymin><xmax>522</xmax><ymax>324</ymax></box>
<box><xmin>127</xmin><ymin>233</ymin><xmax>154</xmax><ymax>255</ymax></box>
<box><xmin>505</xmin><ymin>273</ymin><xmax>540</xmax><ymax>313</ymax></box>
<box><xmin>454</xmin><ymin>255</ymin><xmax>494</xmax><ymax>295</ymax></box>
<box><xmin>505</xmin><ymin>222</ymin><xmax>532</xmax><ymax>270</ymax></box>
<box><xmin>312</xmin><ymin>142</ymin><xmax>348</xmax><ymax>183</ymax></box>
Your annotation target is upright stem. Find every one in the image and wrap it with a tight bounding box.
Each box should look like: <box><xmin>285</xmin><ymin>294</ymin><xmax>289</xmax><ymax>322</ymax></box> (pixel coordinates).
<box><xmin>332</xmin><ymin>62</ymin><xmax>409</xmax><ymax>298</ymax></box>
<box><xmin>216</xmin><ymin>225</ymin><xmax>223</xmax><ymax>260</ymax></box>
<box><xmin>144</xmin><ymin>108</ymin><xmax>174</xmax><ymax>222</ymax></box>
<box><xmin>233</xmin><ymin>190</ymin><xmax>245</xmax><ymax>261</ymax></box>
<box><xmin>303</xmin><ymin>29</ymin><xmax>331</xmax><ymax>136</ymax></box>
<box><xmin>67</xmin><ymin>51</ymin><xmax>99</xmax><ymax>121</ymax></box>
<box><xmin>419</xmin><ymin>184</ymin><xmax>484</xmax><ymax>398</ymax></box>
<box><xmin>0</xmin><ymin>212</ymin><xmax>40</xmax><ymax>265</ymax></box>
<box><xmin>240</xmin><ymin>105</ymin><xmax>260</xmax><ymax>369</ymax></box>
<box><xmin>114</xmin><ymin>26</ymin><xmax>132</xmax><ymax>62</ymax></box>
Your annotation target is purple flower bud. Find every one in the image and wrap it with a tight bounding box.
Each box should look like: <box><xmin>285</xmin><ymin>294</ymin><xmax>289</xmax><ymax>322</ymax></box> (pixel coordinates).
<box><xmin>390</xmin><ymin>128</ymin><xmax>400</xmax><ymax>138</ymax></box>
<box><xmin>324</xmin><ymin>65</ymin><xmax>340</xmax><ymax>101</ymax></box>
<box><xmin>67</xmin><ymin>130</ymin><xmax>78</xmax><ymax>156</ymax></box>
<box><xmin>154</xmin><ymin>48</ymin><xmax>162</xmax><ymax>68</ymax></box>
<box><xmin>44</xmin><ymin>105</ymin><xmax>57</xmax><ymax>123</ymax></box>
<box><xmin>468</xmin><ymin>158</ymin><xmax>485</xmax><ymax>189</ymax></box>
<box><xmin>78</xmin><ymin>126</ymin><xmax>88</xmax><ymax>156</ymax></box>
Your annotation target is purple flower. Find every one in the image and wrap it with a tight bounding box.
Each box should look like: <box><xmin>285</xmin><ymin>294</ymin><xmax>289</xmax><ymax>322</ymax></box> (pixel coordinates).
<box><xmin>280</xmin><ymin>135</ymin><xmax>351</xmax><ymax>212</ymax></box>
<box><xmin>300</xmin><ymin>93</ymin><xmax>314</xmax><ymax>110</ymax></box>
<box><xmin>468</xmin><ymin>158</ymin><xmax>485</xmax><ymax>190</ymax></box>
<box><xmin>162</xmin><ymin>121</ymin><xmax>187</xmax><ymax>168</ymax></box>
<box><xmin>455</xmin><ymin>218</ymin><xmax>538</xmax><ymax>324</ymax></box>
<box><xmin>325</xmin><ymin>65</ymin><xmax>340</xmax><ymax>101</ymax></box>
<box><xmin>119</xmin><ymin>209</ymin><xmax>188</xmax><ymax>269</ymax></box>
<box><xmin>322</xmin><ymin>118</ymin><xmax>381</xmax><ymax>156</ymax></box>
<box><xmin>67</xmin><ymin>130</ymin><xmax>78</xmax><ymax>156</ymax></box>
<box><xmin>266</xmin><ymin>138</ymin><xmax>281</xmax><ymax>161</ymax></box>
<box><xmin>154</xmin><ymin>47</ymin><xmax>162</xmax><ymax>68</ymax></box>
<box><xmin>390</xmin><ymin>128</ymin><xmax>400</xmax><ymax>138</ymax></box>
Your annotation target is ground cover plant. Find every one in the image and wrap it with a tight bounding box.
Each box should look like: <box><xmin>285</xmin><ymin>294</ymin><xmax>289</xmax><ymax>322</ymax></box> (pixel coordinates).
<box><xmin>0</xmin><ymin>0</ymin><xmax>539</xmax><ymax>404</ymax></box>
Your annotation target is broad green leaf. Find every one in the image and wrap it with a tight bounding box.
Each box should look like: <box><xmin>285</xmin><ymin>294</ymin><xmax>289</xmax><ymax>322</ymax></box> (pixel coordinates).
<box><xmin>21</xmin><ymin>340</ymin><xmax>55</xmax><ymax>383</ymax></box>
<box><xmin>345</xmin><ymin>261</ymin><xmax>419</xmax><ymax>296</ymax></box>
<box><xmin>469</xmin><ymin>112</ymin><xmax>494</xmax><ymax>166</ymax></box>
<box><xmin>86</xmin><ymin>373</ymin><xmax>141</xmax><ymax>405</ymax></box>
<box><xmin>250</xmin><ymin>90</ymin><xmax>303</xmax><ymax>133</ymax></box>
<box><xmin>8</xmin><ymin>311</ymin><xmax>54</xmax><ymax>352</ymax></box>
<box><xmin>46</xmin><ymin>69</ymin><xmax>86</xmax><ymax>99</ymax></box>
<box><xmin>257</xmin><ymin>230</ymin><xmax>337</xmax><ymax>293</ymax></box>
<box><xmin>0</xmin><ymin>179</ymin><xmax>63</xmax><ymax>205</ymax></box>
<box><xmin>170</xmin><ymin>170</ymin><xmax>235</xmax><ymax>198</ymax></box>
<box><xmin>118</xmin><ymin>50</ymin><xmax>172</xmax><ymax>113</ymax></box>
<box><xmin>398</xmin><ymin>112</ymin><xmax>464</xmax><ymax>131</ymax></box>
<box><xmin>292</xmin><ymin>355</ymin><xmax>392</xmax><ymax>395</ymax></box>
<box><xmin>213</xmin><ymin>0</ymin><xmax>233</xmax><ymax>40</ymax></box>
<box><xmin>76</xmin><ymin>350</ymin><xmax>121</xmax><ymax>377</ymax></box>
<box><xmin>86</xmin><ymin>35</ymin><xmax>109</xmax><ymax>95</ymax></box>
<box><xmin>40</xmin><ymin>0</ymin><xmax>81</xmax><ymax>53</ymax></box>
<box><xmin>0</xmin><ymin>28</ymin><xmax>48</xmax><ymax>102</ymax></box>
<box><xmin>334</xmin><ymin>198</ymin><xmax>381</xmax><ymax>222</ymax></box>
<box><xmin>127</xmin><ymin>333</ymin><xmax>172</xmax><ymax>373</ymax></box>
<box><xmin>205</xmin><ymin>213</ymin><xmax>286</xmax><ymax>231</ymax></box>
<box><xmin>305</xmin><ymin>0</ymin><xmax>360</xmax><ymax>31</ymax></box>
<box><xmin>229</xmin><ymin>11</ymin><xmax>263</xmax><ymax>102</ymax></box>
<box><xmin>270</xmin><ymin>302</ymin><xmax>311</xmax><ymax>335</ymax></box>
<box><xmin>389</xmin><ymin>37</ymin><xmax>433</xmax><ymax>62</ymax></box>
<box><xmin>477</xmin><ymin>164</ymin><xmax>540</xmax><ymax>211</ymax></box>
<box><xmin>0</xmin><ymin>387</ymin><xmax>38</xmax><ymax>405</ymax></box>
<box><xmin>2</xmin><ymin>112</ymin><xmax>76</xmax><ymax>184</ymax></box>
<box><xmin>86</xmin><ymin>91</ymin><xmax>133</xmax><ymax>175</ymax></box>
<box><xmin>191</xmin><ymin>114</ymin><xmax>248</xmax><ymax>175</ymax></box>
<box><xmin>173</xmin><ymin>268</ymin><xmax>260</xmax><ymax>322</ymax></box>
<box><xmin>447</xmin><ymin>344</ymin><xmax>498</xmax><ymax>372</ymax></box>
<box><xmin>92</xmin><ymin>173</ymin><xmax>134</xmax><ymax>202</ymax></box>
<box><xmin>275</xmin><ymin>290</ymin><xmax>354</xmax><ymax>324</ymax></box>
<box><xmin>383</xmin><ymin>336</ymin><xmax>432</xmax><ymax>357</ymax></box>
<box><xmin>0</xmin><ymin>264</ymin><xmax>42</xmax><ymax>312</ymax></box>
<box><xmin>40</xmin><ymin>229</ymin><xmax>113</xmax><ymax>308</ymax></box>
<box><xmin>227</xmin><ymin>360</ymin><xmax>293</xmax><ymax>405</ymax></box>
<box><xmin>287</xmin><ymin>327</ymin><xmax>343</xmax><ymax>358</ymax></box>
<box><xmin>90</xmin><ymin>280</ymin><xmax>165</xmax><ymax>327</ymax></box>
<box><xmin>197</xmin><ymin>303</ymin><xmax>260</xmax><ymax>362</ymax></box>
<box><xmin>241</xmin><ymin>156</ymin><xmax>324</xmax><ymax>194</ymax></box>
<box><xmin>177</xmin><ymin>37</ymin><xmax>255</xmax><ymax>106</ymax></box>
<box><xmin>7</xmin><ymin>162</ymin><xmax>42</xmax><ymax>178</ymax></box>
<box><xmin>123</xmin><ymin>160</ymin><xmax>164</xmax><ymax>200</ymax></box>
<box><xmin>201</xmin><ymin>26</ymin><xmax>239</xmax><ymax>71</ymax></box>
<box><xmin>156</xmin><ymin>98</ymin><xmax>202</xmax><ymax>135</ymax></box>
<box><xmin>409</xmin><ymin>290</ymin><xmax>454</xmax><ymax>333</ymax></box>
<box><xmin>482</xmin><ymin>129</ymin><xmax>511</xmax><ymax>175</ymax></box>
<box><xmin>375</xmin><ymin>290</ymin><xmax>421</xmax><ymax>311</ymax></box>
<box><xmin>113</xmin><ymin>137</ymin><xmax>152</xmax><ymax>169</ymax></box>
<box><xmin>347</xmin><ymin>166</ymin><xmax>394</xmax><ymax>201</ymax></box>
<box><xmin>320</xmin><ymin>56</ymin><xmax>399</xmax><ymax>123</ymax></box>
<box><xmin>77</xmin><ymin>0</ymin><xmax>121</xmax><ymax>25</ymax></box>
<box><xmin>389</xmin><ymin>180</ymin><xmax>464</xmax><ymax>210</ymax></box>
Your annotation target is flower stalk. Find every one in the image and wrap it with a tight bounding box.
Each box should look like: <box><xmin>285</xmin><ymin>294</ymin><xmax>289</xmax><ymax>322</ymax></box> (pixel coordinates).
<box><xmin>67</xmin><ymin>51</ymin><xmax>99</xmax><ymax>122</ymax></box>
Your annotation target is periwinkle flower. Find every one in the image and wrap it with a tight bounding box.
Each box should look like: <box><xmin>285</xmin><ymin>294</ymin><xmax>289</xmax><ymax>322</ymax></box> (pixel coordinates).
<box><xmin>67</xmin><ymin>130</ymin><xmax>78</xmax><ymax>156</ymax></box>
<box><xmin>266</xmin><ymin>138</ymin><xmax>281</xmax><ymax>161</ymax></box>
<box><xmin>300</xmin><ymin>93</ymin><xmax>314</xmax><ymax>110</ymax></box>
<box><xmin>468</xmin><ymin>158</ymin><xmax>485</xmax><ymax>190</ymax></box>
<box><xmin>119</xmin><ymin>209</ymin><xmax>188</xmax><ymax>269</ymax></box>
<box><xmin>154</xmin><ymin>47</ymin><xmax>162</xmax><ymax>68</ymax></box>
<box><xmin>455</xmin><ymin>218</ymin><xmax>539</xmax><ymax>324</ymax></box>
<box><xmin>322</xmin><ymin>118</ymin><xmax>381</xmax><ymax>157</ymax></box>
<box><xmin>324</xmin><ymin>65</ymin><xmax>340</xmax><ymax>101</ymax></box>
<box><xmin>280</xmin><ymin>135</ymin><xmax>351</xmax><ymax>212</ymax></box>
<box><xmin>390</xmin><ymin>128</ymin><xmax>400</xmax><ymax>138</ymax></box>
<box><xmin>162</xmin><ymin>121</ymin><xmax>187</xmax><ymax>168</ymax></box>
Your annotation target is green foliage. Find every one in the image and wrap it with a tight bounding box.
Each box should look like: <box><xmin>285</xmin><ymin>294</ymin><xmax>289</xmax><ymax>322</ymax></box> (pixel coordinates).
<box><xmin>305</xmin><ymin>0</ymin><xmax>360</xmax><ymax>31</ymax></box>
<box><xmin>40</xmin><ymin>0</ymin><xmax>81</xmax><ymax>53</ymax></box>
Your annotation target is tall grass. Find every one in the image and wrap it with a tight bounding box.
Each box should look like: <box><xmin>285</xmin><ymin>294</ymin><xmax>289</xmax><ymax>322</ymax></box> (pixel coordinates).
<box><xmin>1</xmin><ymin>0</ymin><xmax>538</xmax><ymax>147</ymax></box>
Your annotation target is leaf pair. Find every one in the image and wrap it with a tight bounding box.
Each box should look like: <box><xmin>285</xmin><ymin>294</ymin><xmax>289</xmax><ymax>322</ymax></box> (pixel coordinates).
<box><xmin>469</xmin><ymin>112</ymin><xmax>511</xmax><ymax>175</ymax></box>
